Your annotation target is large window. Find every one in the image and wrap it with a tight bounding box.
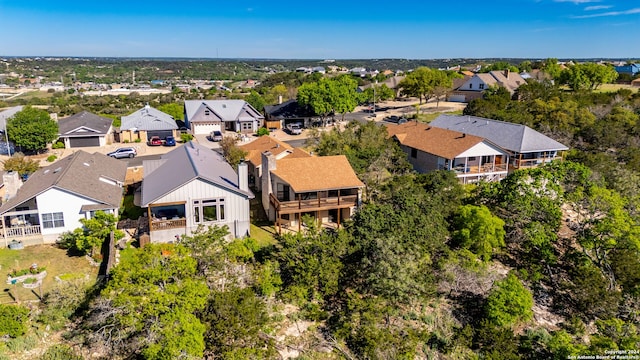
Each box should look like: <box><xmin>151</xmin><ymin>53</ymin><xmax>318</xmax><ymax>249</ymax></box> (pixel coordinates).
<box><xmin>193</xmin><ymin>198</ymin><xmax>225</xmax><ymax>224</ymax></box>
<box><xmin>241</xmin><ymin>122</ymin><xmax>253</xmax><ymax>131</ymax></box>
<box><xmin>42</xmin><ymin>212</ymin><xmax>64</xmax><ymax>229</ymax></box>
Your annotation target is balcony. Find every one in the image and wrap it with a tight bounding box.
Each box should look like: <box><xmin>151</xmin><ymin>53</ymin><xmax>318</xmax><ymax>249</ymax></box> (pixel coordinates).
<box><xmin>270</xmin><ymin>193</ymin><xmax>358</xmax><ymax>215</ymax></box>
<box><xmin>149</xmin><ymin>217</ymin><xmax>187</xmax><ymax>232</ymax></box>
<box><xmin>1</xmin><ymin>225</ymin><xmax>42</xmax><ymax>238</ymax></box>
<box><xmin>453</xmin><ymin>163</ymin><xmax>508</xmax><ymax>174</ymax></box>
<box><xmin>513</xmin><ymin>156</ymin><xmax>562</xmax><ymax>169</ymax></box>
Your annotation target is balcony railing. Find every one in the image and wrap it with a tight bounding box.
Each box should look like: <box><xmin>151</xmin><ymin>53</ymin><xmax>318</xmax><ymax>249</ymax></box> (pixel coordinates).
<box><xmin>1</xmin><ymin>225</ymin><xmax>42</xmax><ymax>238</ymax></box>
<box><xmin>453</xmin><ymin>163</ymin><xmax>508</xmax><ymax>174</ymax></box>
<box><xmin>150</xmin><ymin>218</ymin><xmax>187</xmax><ymax>232</ymax></box>
<box><xmin>513</xmin><ymin>156</ymin><xmax>562</xmax><ymax>169</ymax></box>
<box><xmin>270</xmin><ymin>193</ymin><xmax>358</xmax><ymax>214</ymax></box>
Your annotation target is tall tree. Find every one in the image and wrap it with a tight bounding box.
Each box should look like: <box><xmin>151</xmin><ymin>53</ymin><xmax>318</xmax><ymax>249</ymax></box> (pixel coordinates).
<box><xmin>398</xmin><ymin>67</ymin><xmax>453</xmax><ymax>104</ymax></box>
<box><xmin>7</xmin><ymin>106</ymin><xmax>58</xmax><ymax>152</ymax></box>
<box><xmin>452</xmin><ymin>204</ymin><xmax>506</xmax><ymax>262</ymax></box>
<box><xmin>559</xmin><ymin>63</ymin><xmax>618</xmax><ymax>91</ymax></box>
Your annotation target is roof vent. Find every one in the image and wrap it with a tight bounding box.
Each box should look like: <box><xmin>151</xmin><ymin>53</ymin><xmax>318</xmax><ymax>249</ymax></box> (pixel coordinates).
<box><xmin>83</xmin><ymin>162</ymin><xmax>90</xmax><ymax>167</ymax></box>
<box><xmin>222</xmin><ymin>104</ymin><xmax>226</xmax><ymax>108</ymax></box>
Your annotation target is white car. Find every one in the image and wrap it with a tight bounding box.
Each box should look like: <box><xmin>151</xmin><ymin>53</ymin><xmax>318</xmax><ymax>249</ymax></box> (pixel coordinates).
<box><xmin>287</xmin><ymin>123</ymin><xmax>303</xmax><ymax>135</ymax></box>
<box><xmin>107</xmin><ymin>147</ymin><xmax>137</xmax><ymax>159</ymax></box>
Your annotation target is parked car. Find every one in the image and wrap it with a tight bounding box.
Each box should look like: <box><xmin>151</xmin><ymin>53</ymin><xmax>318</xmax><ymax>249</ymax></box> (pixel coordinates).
<box><xmin>385</xmin><ymin>115</ymin><xmax>408</xmax><ymax>124</ymax></box>
<box><xmin>148</xmin><ymin>136</ymin><xmax>163</xmax><ymax>146</ymax></box>
<box><xmin>107</xmin><ymin>147</ymin><xmax>137</xmax><ymax>159</ymax></box>
<box><xmin>164</xmin><ymin>136</ymin><xmax>176</xmax><ymax>146</ymax></box>
<box><xmin>287</xmin><ymin>123</ymin><xmax>303</xmax><ymax>135</ymax></box>
<box><xmin>210</xmin><ymin>130</ymin><xmax>223</xmax><ymax>142</ymax></box>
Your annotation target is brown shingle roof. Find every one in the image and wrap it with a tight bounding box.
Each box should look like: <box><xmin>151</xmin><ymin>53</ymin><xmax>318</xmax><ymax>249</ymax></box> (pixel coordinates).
<box><xmin>240</xmin><ymin>136</ymin><xmax>310</xmax><ymax>167</ymax></box>
<box><xmin>0</xmin><ymin>151</ymin><xmax>127</xmax><ymax>214</ymax></box>
<box><xmin>271</xmin><ymin>155</ymin><xmax>364</xmax><ymax>192</ymax></box>
<box><xmin>386</xmin><ymin>122</ymin><xmax>485</xmax><ymax>159</ymax></box>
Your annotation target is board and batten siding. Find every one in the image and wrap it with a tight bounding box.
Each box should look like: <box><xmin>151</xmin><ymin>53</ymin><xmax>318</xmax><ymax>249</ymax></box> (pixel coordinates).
<box><xmin>35</xmin><ymin>188</ymin><xmax>110</xmax><ymax>243</ymax></box>
<box><xmin>150</xmin><ymin>178</ymin><xmax>251</xmax><ymax>239</ymax></box>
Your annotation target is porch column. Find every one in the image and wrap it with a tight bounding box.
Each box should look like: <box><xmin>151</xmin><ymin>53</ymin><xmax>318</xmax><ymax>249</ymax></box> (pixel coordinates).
<box><xmin>2</xmin><ymin>216</ymin><xmax>6</xmax><ymax>248</ymax></box>
<box><xmin>298</xmin><ymin>212</ymin><xmax>301</xmax><ymax>232</ymax></box>
<box><xmin>147</xmin><ymin>206</ymin><xmax>153</xmax><ymax>232</ymax></box>
<box><xmin>337</xmin><ymin>209</ymin><xmax>341</xmax><ymax>229</ymax></box>
<box><xmin>276</xmin><ymin>210</ymin><xmax>281</xmax><ymax>235</ymax></box>
<box><xmin>464</xmin><ymin>157</ymin><xmax>468</xmax><ymax>173</ymax></box>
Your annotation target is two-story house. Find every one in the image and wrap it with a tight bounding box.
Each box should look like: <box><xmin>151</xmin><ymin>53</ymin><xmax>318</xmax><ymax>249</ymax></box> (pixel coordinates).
<box><xmin>448</xmin><ymin>70</ymin><xmax>526</xmax><ymax>102</ymax></box>
<box><xmin>429</xmin><ymin>115</ymin><xmax>569</xmax><ymax>171</ymax></box>
<box><xmin>387</xmin><ymin>121</ymin><xmax>510</xmax><ymax>184</ymax></box>
<box><xmin>259</xmin><ymin>152</ymin><xmax>364</xmax><ymax>233</ymax></box>
<box><xmin>0</xmin><ymin>151</ymin><xmax>127</xmax><ymax>246</ymax></box>
<box><xmin>184</xmin><ymin>100</ymin><xmax>264</xmax><ymax>135</ymax></box>
<box><xmin>138</xmin><ymin>141</ymin><xmax>254</xmax><ymax>242</ymax></box>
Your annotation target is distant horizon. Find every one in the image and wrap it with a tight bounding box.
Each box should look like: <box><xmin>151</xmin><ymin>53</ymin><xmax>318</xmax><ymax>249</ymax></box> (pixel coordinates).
<box><xmin>1</xmin><ymin>0</ymin><xmax>639</xmax><ymax>59</ymax></box>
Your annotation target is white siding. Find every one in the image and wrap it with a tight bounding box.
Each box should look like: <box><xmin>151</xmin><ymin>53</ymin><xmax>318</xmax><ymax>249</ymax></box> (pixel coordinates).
<box><xmin>35</xmin><ymin>188</ymin><xmax>111</xmax><ymax>243</ymax></box>
<box><xmin>151</xmin><ymin>178</ymin><xmax>251</xmax><ymax>239</ymax></box>
<box><xmin>458</xmin><ymin>141</ymin><xmax>508</xmax><ymax>158</ymax></box>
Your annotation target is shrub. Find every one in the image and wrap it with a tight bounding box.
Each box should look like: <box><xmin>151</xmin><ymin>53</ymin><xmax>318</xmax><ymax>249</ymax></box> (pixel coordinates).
<box><xmin>134</xmin><ymin>138</ymin><xmax>141</xmax><ymax>143</ymax></box>
<box><xmin>46</xmin><ymin>155</ymin><xmax>57</xmax><ymax>162</ymax></box>
<box><xmin>51</xmin><ymin>142</ymin><xmax>65</xmax><ymax>149</ymax></box>
<box><xmin>180</xmin><ymin>133</ymin><xmax>194</xmax><ymax>143</ymax></box>
<box><xmin>486</xmin><ymin>272</ymin><xmax>534</xmax><ymax>327</ymax></box>
<box><xmin>39</xmin><ymin>345</ymin><xmax>83</xmax><ymax>360</ymax></box>
<box><xmin>5</xmin><ymin>333</ymin><xmax>38</xmax><ymax>352</ymax></box>
<box><xmin>0</xmin><ymin>304</ymin><xmax>30</xmax><ymax>338</ymax></box>
<box><xmin>123</xmin><ymin>139</ymin><xmax>130</xmax><ymax>143</ymax></box>
<box><xmin>2</xmin><ymin>154</ymin><xmax>39</xmax><ymax>175</ymax></box>
<box><xmin>256</xmin><ymin>127</ymin><xmax>270</xmax><ymax>137</ymax></box>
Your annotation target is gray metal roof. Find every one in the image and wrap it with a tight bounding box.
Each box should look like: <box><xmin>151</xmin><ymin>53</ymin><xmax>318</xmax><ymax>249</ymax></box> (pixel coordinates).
<box><xmin>120</xmin><ymin>105</ymin><xmax>177</xmax><ymax>131</ymax></box>
<box><xmin>58</xmin><ymin>111</ymin><xmax>113</xmax><ymax>136</ymax></box>
<box><xmin>0</xmin><ymin>151</ymin><xmax>127</xmax><ymax>214</ymax></box>
<box><xmin>0</xmin><ymin>106</ymin><xmax>24</xmax><ymax>129</ymax></box>
<box><xmin>429</xmin><ymin>115</ymin><xmax>569</xmax><ymax>153</ymax></box>
<box><xmin>140</xmin><ymin>141</ymin><xmax>253</xmax><ymax>206</ymax></box>
<box><xmin>184</xmin><ymin>100</ymin><xmax>264</xmax><ymax>123</ymax></box>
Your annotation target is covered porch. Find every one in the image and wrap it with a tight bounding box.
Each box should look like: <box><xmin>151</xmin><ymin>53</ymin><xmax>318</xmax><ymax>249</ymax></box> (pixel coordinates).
<box><xmin>0</xmin><ymin>208</ymin><xmax>43</xmax><ymax>244</ymax></box>
<box><xmin>449</xmin><ymin>154</ymin><xmax>509</xmax><ymax>184</ymax></box>
<box><xmin>512</xmin><ymin>151</ymin><xmax>563</xmax><ymax>169</ymax></box>
<box><xmin>147</xmin><ymin>201</ymin><xmax>187</xmax><ymax>232</ymax></box>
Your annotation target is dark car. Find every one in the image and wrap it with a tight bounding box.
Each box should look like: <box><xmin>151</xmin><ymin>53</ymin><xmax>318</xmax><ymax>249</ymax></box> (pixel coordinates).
<box><xmin>164</xmin><ymin>136</ymin><xmax>176</xmax><ymax>146</ymax></box>
<box><xmin>147</xmin><ymin>136</ymin><xmax>163</xmax><ymax>146</ymax></box>
<box><xmin>107</xmin><ymin>147</ymin><xmax>137</xmax><ymax>159</ymax></box>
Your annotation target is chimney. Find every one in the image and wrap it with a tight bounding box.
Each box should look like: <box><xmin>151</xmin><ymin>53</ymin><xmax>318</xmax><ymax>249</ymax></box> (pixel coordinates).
<box><xmin>261</xmin><ymin>151</ymin><xmax>277</xmax><ymax>221</ymax></box>
<box><xmin>278</xmin><ymin>95</ymin><xmax>283</xmax><ymax>104</ymax></box>
<box><xmin>2</xmin><ymin>171</ymin><xmax>22</xmax><ymax>201</ymax></box>
<box><xmin>504</xmin><ymin>69</ymin><xmax>510</xmax><ymax>78</ymax></box>
<box><xmin>238</xmin><ymin>160</ymin><xmax>248</xmax><ymax>192</ymax></box>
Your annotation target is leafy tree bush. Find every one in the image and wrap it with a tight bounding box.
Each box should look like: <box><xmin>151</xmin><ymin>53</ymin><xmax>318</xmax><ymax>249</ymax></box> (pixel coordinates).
<box><xmin>58</xmin><ymin>211</ymin><xmax>123</xmax><ymax>256</ymax></box>
<box><xmin>51</xmin><ymin>141</ymin><xmax>65</xmax><ymax>149</ymax></box>
<box><xmin>2</xmin><ymin>153</ymin><xmax>39</xmax><ymax>175</ymax></box>
<box><xmin>180</xmin><ymin>133</ymin><xmax>194</xmax><ymax>143</ymax></box>
<box><xmin>38</xmin><ymin>344</ymin><xmax>83</xmax><ymax>360</ymax></box>
<box><xmin>220</xmin><ymin>136</ymin><xmax>247</xmax><ymax>167</ymax></box>
<box><xmin>452</xmin><ymin>204</ymin><xmax>506</xmax><ymax>262</ymax></box>
<box><xmin>486</xmin><ymin>272</ymin><xmax>534</xmax><ymax>327</ymax></box>
<box><xmin>6</xmin><ymin>106</ymin><xmax>58</xmax><ymax>152</ymax></box>
<box><xmin>46</xmin><ymin>155</ymin><xmax>57</xmax><ymax>162</ymax></box>
<box><xmin>0</xmin><ymin>304</ymin><xmax>30</xmax><ymax>338</ymax></box>
<box><xmin>256</xmin><ymin>127</ymin><xmax>270</xmax><ymax>137</ymax></box>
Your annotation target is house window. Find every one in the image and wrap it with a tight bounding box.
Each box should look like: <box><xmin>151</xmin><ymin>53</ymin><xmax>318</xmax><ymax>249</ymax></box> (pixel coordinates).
<box><xmin>468</xmin><ymin>157</ymin><xmax>477</xmax><ymax>161</ymax></box>
<box><xmin>204</xmin><ymin>110</ymin><xmax>210</xmax><ymax>116</ymax></box>
<box><xmin>42</xmin><ymin>212</ymin><xmax>64</xmax><ymax>229</ymax></box>
<box><xmin>241</xmin><ymin>122</ymin><xmax>253</xmax><ymax>131</ymax></box>
<box><xmin>469</xmin><ymin>83</ymin><xmax>473</xmax><ymax>89</ymax></box>
<box><xmin>277</xmin><ymin>184</ymin><xmax>290</xmax><ymax>201</ymax></box>
<box><xmin>479</xmin><ymin>83</ymin><xmax>485</xmax><ymax>90</ymax></box>
<box><xmin>411</xmin><ymin>148</ymin><xmax>418</xmax><ymax>158</ymax></box>
<box><xmin>193</xmin><ymin>199</ymin><xmax>225</xmax><ymax>223</ymax></box>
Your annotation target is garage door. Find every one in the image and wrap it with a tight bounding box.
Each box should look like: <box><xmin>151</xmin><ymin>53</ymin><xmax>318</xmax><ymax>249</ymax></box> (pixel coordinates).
<box><xmin>69</xmin><ymin>136</ymin><xmax>100</xmax><ymax>148</ymax></box>
<box><xmin>193</xmin><ymin>123</ymin><xmax>221</xmax><ymax>135</ymax></box>
<box><xmin>147</xmin><ymin>130</ymin><xmax>174</xmax><ymax>139</ymax></box>
<box><xmin>448</xmin><ymin>94</ymin><xmax>466</xmax><ymax>103</ymax></box>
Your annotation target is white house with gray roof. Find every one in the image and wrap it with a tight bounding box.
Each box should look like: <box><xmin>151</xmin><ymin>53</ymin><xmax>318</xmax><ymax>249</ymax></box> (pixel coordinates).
<box><xmin>184</xmin><ymin>100</ymin><xmax>264</xmax><ymax>135</ymax></box>
<box><xmin>430</xmin><ymin>115</ymin><xmax>569</xmax><ymax>170</ymax></box>
<box><xmin>0</xmin><ymin>151</ymin><xmax>127</xmax><ymax>247</ymax></box>
<box><xmin>119</xmin><ymin>104</ymin><xmax>177</xmax><ymax>143</ymax></box>
<box><xmin>139</xmin><ymin>141</ymin><xmax>254</xmax><ymax>242</ymax></box>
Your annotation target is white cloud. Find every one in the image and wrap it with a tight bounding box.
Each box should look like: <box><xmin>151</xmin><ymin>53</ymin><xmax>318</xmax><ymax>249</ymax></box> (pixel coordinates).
<box><xmin>585</xmin><ymin>5</ymin><xmax>612</xmax><ymax>10</ymax></box>
<box><xmin>553</xmin><ymin>0</ymin><xmax>601</xmax><ymax>4</ymax></box>
<box><xmin>571</xmin><ymin>7</ymin><xmax>640</xmax><ymax>18</ymax></box>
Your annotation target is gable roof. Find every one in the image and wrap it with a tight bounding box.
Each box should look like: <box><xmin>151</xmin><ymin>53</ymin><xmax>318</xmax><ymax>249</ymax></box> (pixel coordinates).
<box><xmin>184</xmin><ymin>100</ymin><xmax>264</xmax><ymax>123</ymax></box>
<box><xmin>0</xmin><ymin>106</ymin><xmax>24</xmax><ymax>129</ymax></box>
<box><xmin>386</xmin><ymin>121</ymin><xmax>488</xmax><ymax>159</ymax></box>
<box><xmin>58</xmin><ymin>111</ymin><xmax>113</xmax><ymax>136</ymax></box>
<box><xmin>271</xmin><ymin>155</ymin><xmax>364</xmax><ymax>193</ymax></box>
<box><xmin>0</xmin><ymin>151</ymin><xmax>127</xmax><ymax>214</ymax></box>
<box><xmin>457</xmin><ymin>71</ymin><xmax>526</xmax><ymax>94</ymax></box>
<box><xmin>240</xmin><ymin>136</ymin><xmax>311</xmax><ymax>168</ymax></box>
<box><xmin>120</xmin><ymin>105</ymin><xmax>177</xmax><ymax>131</ymax></box>
<box><xmin>264</xmin><ymin>100</ymin><xmax>314</xmax><ymax>119</ymax></box>
<box><xmin>141</xmin><ymin>141</ymin><xmax>253</xmax><ymax>206</ymax></box>
<box><xmin>429</xmin><ymin>115</ymin><xmax>569</xmax><ymax>153</ymax></box>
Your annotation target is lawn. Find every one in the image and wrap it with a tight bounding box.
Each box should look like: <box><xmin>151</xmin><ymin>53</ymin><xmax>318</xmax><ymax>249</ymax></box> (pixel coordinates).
<box><xmin>0</xmin><ymin>245</ymin><xmax>98</xmax><ymax>304</ymax></box>
<box><xmin>250</xmin><ymin>223</ymin><xmax>277</xmax><ymax>247</ymax></box>
<box><xmin>595</xmin><ymin>83</ymin><xmax>638</xmax><ymax>93</ymax></box>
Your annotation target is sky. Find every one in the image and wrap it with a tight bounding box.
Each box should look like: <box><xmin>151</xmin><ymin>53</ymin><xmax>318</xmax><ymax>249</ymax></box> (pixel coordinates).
<box><xmin>0</xmin><ymin>0</ymin><xmax>638</xmax><ymax>60</ymax></box>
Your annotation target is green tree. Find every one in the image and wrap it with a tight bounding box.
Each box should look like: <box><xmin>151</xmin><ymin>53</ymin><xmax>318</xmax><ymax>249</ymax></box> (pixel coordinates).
<box><xmin>220</xmin><ymin>136</ymin><xmax>248</xmax><ymax>167</ymax></box>
<box><xmin>58</xmin><ymin>211</ymin><xmax>123</xmax><ymax>256</ymax></box>
<box><xmin>486</xmin><ymin>272</ymin><xmax>534</xmax><ymax>327</ymax></box>
<box><xmin>0</xmin><ymin>304</ymin><xmax>30</xmax><ymax>338</ymax></box>
<box><xmin>452</xmin><ymin>204</ymin><xmax>506</xmax><ymax>262</ymax></box>
<box><xmin>398</xmin><ymin>67</ymin><xmax>453</xmax><ymax>104</ymax></box>
<box><xmin>6</xmin><ymin>106</ymin><xmax>58</xmax><ymax>152</ymax></box>
<box><xmin>542</xmin><ymin>58</ymin><xmax>562</xmax><ymax>79</ymax></box>
<box><xmin>297</xmin><ymin>76</ymin><xmax>360</xmax><ymax>124</ymax></box>
<box><xmin>362</xmin><ymin>83</ymin><xmax>395</xmax><ymax>104</ymax></box>
<box><xmin>157</xmin><ymin>102</ymin><xmax>184</xmax><ymax>121</ymax></box>
<box><xmin>245</xmin><ymin>90</ymin><xmax>266</xmax><ymax>112</ymax></box>
<box><xmin>559</xmin><ymin>63</ymin><xmax>618</xmax><ymax>91</ymax></box>
<box><xmin>1</xmin><ymin>153</ymin><xmax>39</xmax><ymax>175</ymax></box>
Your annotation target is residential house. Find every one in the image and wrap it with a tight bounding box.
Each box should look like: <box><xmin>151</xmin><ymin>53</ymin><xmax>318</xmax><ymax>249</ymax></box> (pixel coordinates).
<box><xmin>57</xmin><ymin>111</ymin><xmax>113</xmax><ymax>148</ymax></box>
<box><xmin>0</xmin><ymin>151</ymin><xmax>126</xmax><ymax>247</ymax></box>
<box><xmin>184</xmin><ymin>100</ymin><xmax>264</xmax><ymax>135</ymax></box>
<box><xmin>239</xmin><ymin>136</ymin><xmax>311</xmax><ymax>191</ymax></box>
<box><xmin>138</xmin><ymin>141</ymin><xmax>254</xmax><ymax>242</ymax></box>
<box><xmin>614</xmin><ymin>63</ymin><xmax>640</xmax><ymax>76</ymax></box>
<box><xmin>387</xmin><ymin>122</ymin><xmax>510</xmax><ymax>184</ymax></box>
<box><xmin>263</xmin><ymin>99</ymin><xmax>318</xmax><ymax>130</ymax></box>
<box><xmin>260</xmin><ymin>152</ymin><xmax>364</xmax><ymax>233</ymax></box>
<box><xmin>119</xmin><ymin>104</ymin><xmax>178</xmax><ymax>143</ymax></box>
<box><xmin>448</xmin><ymin>70</ymin><xmax>526</xmax><ymax>102</ymax></box>
<box><xmin>430</xmin><ymin>115</ymin><xmax>569</xmax><ymax>170</ymax></box>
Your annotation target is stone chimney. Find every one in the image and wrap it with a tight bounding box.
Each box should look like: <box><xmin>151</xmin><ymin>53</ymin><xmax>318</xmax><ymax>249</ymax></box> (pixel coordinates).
<box><xmin>278</xmin><ymin>95</ymin><xmax>283</xmax><ymax>104</ymax></box>
<box><xmin>261</xmin><ymin>151</ymin><xmax>277</xmax><ymax>221</ymax></box>
<box><xmin>237</xmin><ymin>160</ymin><xmax>248</xmax><ymax>192</ymax></box>
<box><xmin>2</xmin><ymin>171</ymin><xmax>22</xmax><ymax>202</ymax></box>
<box><xmin>504</xmin><ymin>69</ymin><xmax>510</xmax><ymax>78</ymax></box>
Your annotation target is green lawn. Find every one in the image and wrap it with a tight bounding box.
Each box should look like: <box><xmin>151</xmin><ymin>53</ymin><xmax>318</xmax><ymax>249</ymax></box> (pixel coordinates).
<box><xmin>250</xmin><ymin>223</ymin><xmax>277</xmax><ymax>247</ymax></box>
<box><xmin>0</xmin><ymin>245</ymin><xmax>98</xmax><ymax>303</ymax></box>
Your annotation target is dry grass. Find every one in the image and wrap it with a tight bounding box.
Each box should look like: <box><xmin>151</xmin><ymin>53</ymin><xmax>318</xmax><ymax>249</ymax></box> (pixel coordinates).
<box><xmin>596</xmin><ymin>83</ymin><xmax>639</xmax><ymax>93</ymax></box>
<box><xmin>0</xmin><ymin>245</ymin><xmax>98</xmax><ymax>303</ymax></box>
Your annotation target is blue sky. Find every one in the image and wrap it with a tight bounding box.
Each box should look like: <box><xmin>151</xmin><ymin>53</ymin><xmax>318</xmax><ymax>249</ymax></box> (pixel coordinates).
<box><xmin>0</xmin><ymin>0</ymin><xmax>638</xmax><ymax>59</ymax></box>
